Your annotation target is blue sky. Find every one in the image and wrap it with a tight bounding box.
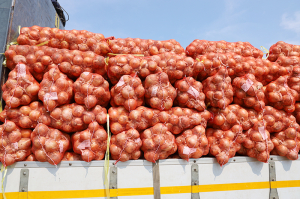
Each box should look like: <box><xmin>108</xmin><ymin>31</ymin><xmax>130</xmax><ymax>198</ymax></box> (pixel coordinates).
<box><xmin>58</xmin><ymin>0</ymin><xmax>300</xmax><ymax>52</ymax></box>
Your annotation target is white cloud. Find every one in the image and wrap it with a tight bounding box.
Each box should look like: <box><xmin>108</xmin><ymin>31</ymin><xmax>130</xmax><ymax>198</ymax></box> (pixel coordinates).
<box><xmin>281</xmin><ymin>11</ymin><xmax>300</xmax><ymax>33</ymax></box>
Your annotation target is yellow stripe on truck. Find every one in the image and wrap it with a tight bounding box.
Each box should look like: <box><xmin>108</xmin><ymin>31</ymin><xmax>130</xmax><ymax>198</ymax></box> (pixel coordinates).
<box><xmin>1</xmin><ymin>180</ymin><xmax>300</xmax><ymax>198</ymax></box>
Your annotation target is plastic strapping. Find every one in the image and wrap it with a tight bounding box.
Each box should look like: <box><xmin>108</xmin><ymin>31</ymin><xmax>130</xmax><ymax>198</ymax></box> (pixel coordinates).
<box><xmin>1</xmin><ymin>165</ymin><xmax>7</xmax><ymax>199</ymax></box>
<box><xmin>104</xmin><ymin>114</ymin><xmax>110</xmax><ymax>199</ymax></box>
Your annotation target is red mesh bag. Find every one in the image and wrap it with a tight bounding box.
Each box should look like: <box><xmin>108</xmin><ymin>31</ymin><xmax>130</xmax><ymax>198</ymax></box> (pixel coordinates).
<box><xmin>264</xmin><ymin>76</ymin><xmax>298</xmax><ymax>113</ymax></box>
<box><xmin>287</xmin><ymin>65</ymin><xmax>300</xmax><ymax>98</ymax></box>
<box><xmin>25</xmin><ymin>154</ymin><xmax>36</xmax><ymax>161</ymax></box>
<box><xmin>202</xmin><ymin>67</ymin><xmax>233</xmax><ymax>109</ymax></box>
<box><xmin>110</xmin><ymin>129</ymin><xmax>142</xmax><ymax>162</ymax></box>
<box><xmin>144</xmin><ymin>72</ymin><xmax>177</xmax><ymax>111</ymax></box>
<box><xmin>243</xmin><ymin>121</ymin><xmax>274</xmax><ymax>163</ymax></box>
<box><xmin>38</xmin><ymin>67</ymin><xmax>74</xmax><ymax>112</ymax></box>
<box><xmin>271</xmin><ymin>121</ymin><xmax>300</xmax><ymax>160</ymax></box>
<box><xmin>0</xmin><ymin>102</ymin><xmax>51</xmax><ymax>129</ymax></box>
<box><xmin>186</xmin><ymin>40</ymin><xmax>263</xmax><ymax>59</ymax></box>
<box><xmin>50</xmin><ymin>103</ymin><xmax>107</xmax><ymax>133</ymax></box>
<box><xmin>0</xmin><ymin>121</ymin><xmax>31</xmax><ymax>166</ymax></box>
<box><xmin>176</xmin><ymin>125</ymin><xmax>209</xmax><ymax>161</ymax></box>
<box><xmin>5</xmin><ymin>45</ymin><xmax>107</xmax><ymax>81</ymax></box>
<box><xmin>74</xmin><ymin>72</ymin><xmax>110</xmax><ymax>109</ymax></box>
<box><xmin>31</xmin><ymin>123</ymin><xmax>70</xmax><ymax>165</ymax></box>
<box><xmin>141</xmin><ymin>123</ymin><xmax>177</xmax><ymax>163</ymax></box>
<box><xmin>174</xmin><ymin>77</ymin><xmax>206</xmax><ymax>111</ymax></box>
<box><xmin>268</xmin><ymin>41</ymin><xmax>300</xmax><ymax>62</ymax></box>
<box><xmin>109</xmin><ymin>38</ymin><xmax>184</xmax><ymax>56</ymax></box>
<box><xmin>17</xmin><ymin>26</ymin><xmax>111</xmax><ymax>55</ymax></box>
<box><xmin>62</xmin><ymin>152</ymin><xmax>83</xmax><ymax>161</ymax></box>
<box><xmin>232</xmin><ymin>74</ymin><xmax>265</xmax><ymax>111</ymax></box>
<box><xmin>72</xmin><ymin>121</ymin><xmax>107</xmax><ymax>162</ymax></box>
<box><xmin>208</xmin><ymin>105</ymin><xmax>260</xmax><ymax>131</ymax></box>
<box><xmin>275</xmin><ymin>56</ymin><xmax>300</xmax><ymax>74</ymax></box>
<box><xmin>207</xmin><ymin>125</ymin><xmax>245</xmax><ymax>166</ymax></box>
<box><xmin>2</xmin><ymin>63</ymin><xmax>40</xmax><ymax>108</ymax></box>
<box><xmin>111</xmin><ymin>74</ymin><xmax>145</xmax><ymax>111</ymax></box>
<box><xmin>294</xmin><ymin>103</ymin><xmax>300</xmax><ymax>124</ymax></box>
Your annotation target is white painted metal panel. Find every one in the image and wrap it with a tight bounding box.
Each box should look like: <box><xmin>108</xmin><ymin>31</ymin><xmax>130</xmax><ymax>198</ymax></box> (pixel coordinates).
<box><xmin>0</xmin><ymin>167</ymin><xmax>21</xmax><ymax>193</ymax></box>
<box><xmin>201</xmin><ymin>189</ymin><xmax>269</xmax><ymax>199</ymax></box>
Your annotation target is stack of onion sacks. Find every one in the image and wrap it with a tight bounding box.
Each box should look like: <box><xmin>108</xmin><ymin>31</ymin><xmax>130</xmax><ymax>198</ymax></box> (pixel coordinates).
<box><xmin>271</xmin><ymin>121</ymin><xmax>300</xmax><ymax>160</ymax></box>
<box><xmin>110</xmin><ymin>129</ymin><xmax>142</xmax><ymax>162</ymax></box>
<box><xmin>243</xmin><ymin>121</ymin><xmax>274</xmax><ymax>163</ymax></box>
<box><xmin>176</xmin><ymin>125</ymin><xmax>209</xmax><ymax>161</ymax></box>
<box><xmin>111</xmin><ymin>74</ymin><xmax>145</xmax><ymax>111</ymax></box>
<box><xmin>174</xmin><ymin>77</ymin><xmax>206</xmax><ymax>111</ymax></box>
<box><xmin>232</xmin><ymin>74</ymin><xmax>265</xmax><ymax>111</ymax></box>
<box><xmin>0</xmin><ymin>121</ymin><xmax>31</xmax><ymax>167</ymax></box>
<box><xmin>141</xmin><ymin>123</ymin><xmax>177</xmax><ymax>163</ymax></box>
<box><xmin>268</xmin><ymin>41</ymin><xmax>300</xmax><ymax>62</ymax></box>
<box><xmin>264</xmin><ymin>76</ymin><xmax>298</xmax><ymax>113</ymax></box>
<box><xmin>72</xmin><ymin>121</ymin><xmax>107</xmax><ymax>162</ymax></box>
<box><xmin>31</xmin><ymin>123</ymin><xmax>70</xmax><ymax>165</ymax></box>
<box><xmin>2</xmin><ymin>63</ymin><xmax>40</xmax><ymax>108</ymax></box>
<box><xmin>144</xmin><ymin>72</ymin><xmax>177</xmax><ymax>111</ymax></box>
<box><xmin>17</xmin><ymin>26</ymin><xmax>110</xmax><ymax>55</ymax></box>
<box><xmin>275</xmin><ymin>56</ymin><xmax>299</xmax><ymax>75</ymax></box>
<box><xmin>202</xmin><ymin>67</ymin><xmax>233</xmax><ymax>109</ymax></box>
<box><xmin>74</xmin><ymin>72</ymin><xmax>110</xmax><ymax>109</ymax></box>
<box><xmin>38</xmin><ymin>67</ymin><xmax>74</xmax><ymax>112</ymax></box>
<box><xmin>0</xmin><ymin>101</ymin><xmax>51</xmax><ymax>129</ymax></box>
<box><xmin>207</xmin><ymin>125</ymin><xmax>245</xmax><ymax>166</ymax></box>
<box><xmin>50</xmin><ymin>103</ymin><xmax>107</xmax><ymax>133</ymax></box>
<box><xmin>287</xmin><ymin>65</ymin><xmax>300</xmax><ymax>97</ymax></box>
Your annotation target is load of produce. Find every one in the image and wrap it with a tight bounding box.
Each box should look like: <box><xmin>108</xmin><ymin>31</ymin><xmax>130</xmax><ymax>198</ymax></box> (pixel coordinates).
<box><xmin>2</xmin><ymin>63</ymin><xmax>40</xmax><ymax>108</ymax></box>
<box><xmin>110</xmin><ymin>129</ymin><xmax>142</xmax><ymax>162</ymax></box>
<box><xmin>110</xmin><ymin>74</ymin><xmax>145</xmax><ymax>111</ymax></box>
<box><xmin>294</xmin><ymin>103</ymin><xmax>300</xmax><ymax>124</ymax></box>
<box><xmin>74</xmin><ymin>72</ymin><xmax>110</xmax><ymax>109</ymax></box>
<box><xmin>174</xmin><ymin>77</ymin><xmax>206</xmax><ymax>111</ymax></box>
<box><xmin>141</xmin><ymin>123</ymin><xmax>177</xmax><ymax>163</ymax></box>
<box><xmin>268</xmin><ymin>41</ymin><xmax>300</xmax><ymax>62</ymax></box>
<box><xmin>176</xmin><ymin>125</ymin><xmax>209</xmax><ymax>161</ymax></box>
<box><xmin>72</xmin><ymin>121</ymin><xmax>107</xmax><ymax>162</ymax></box>
<box><xmin>62</xmin><ymin>152</ymin><xmax>82</xmax><ymax>161</ymax></box>
<box><xmin>0</xmin><ymin>121</ymin><xmax>32</xmax><ymax>166</ymax></box>
<box><xmin>287</xmin><ymin>65</ymin><xmax>300</xmax><ymax>96</ymax></box>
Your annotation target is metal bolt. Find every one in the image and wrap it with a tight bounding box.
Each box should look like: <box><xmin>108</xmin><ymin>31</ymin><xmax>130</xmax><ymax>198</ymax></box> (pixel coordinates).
<box><xmin>233</xmin><ymin>159</ymin><xmax>236</xmax><ymax>162</ymax></box>
<box><xmin>112</xmin><ymin>186</ymin><xmax>115</xmax><ymax>189</ymax></box>
<box><xmin>23</xmin><ymin>172</ymin><xmax>26</xmax><ymax>175</ymax></box>
<box><xmin>69</xmin><ymin>163</ymin><xmax>72</xmax><ymax>166</ymax></box>
<box><xmin>22</xmin><ymin>188</ymin><xmax>25</xmax><ymax>192</ymax></box>
<box><xmin>112</xmin><ymin>170</ymin><xmax>115</xmax><ymax>174</ymax></box>
<box><xmin>24</xmin><ymin>164</ymin><xmax>27</xmax><ymax>167</ymax></box>
<box><xmin>194</xmin><ymin>168</ymin><xmax>197</xmax><ymax>172</ymax></box>
<box><xmin>193</xmin><ymin>160</ymin><xmax>196</xmax><ymax>163</ymax></box>
<box><xmin>271</xmin><ymin>165</ymin><xmax>274</xmax><ymax>168</ymax></box>
<box><xmin>272</xmin><ymin>178</ymin><xmax>275</xmax><ymax>181</ymax></box>
<box><xmin>271</xmin><ymin>158</ymin><xmax>273</xmax><ymax>160</ymax></box>
<box><xmin>194</xmin><ymin>182</ymin><xmax>197</xmax><ymax>185</ymax></box>
<box><xmin>273</xmin><ymin>197</ymin><xmax>276</xmax><ymax>199</ymax></box>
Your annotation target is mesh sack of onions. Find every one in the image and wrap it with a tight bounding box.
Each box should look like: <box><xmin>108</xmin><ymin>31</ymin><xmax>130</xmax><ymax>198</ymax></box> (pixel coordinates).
<box><xmin>208</xmin><ymin>104</ymin><xmax>260</xmax><ymax>131</ymax></box>
<box><xmin>287</xmin><ymin>65</ymin><xmax>300</xmax><ymax>97</ymax></box>
<box><xmin>111</xmin><ymin>74</ymin><xmax>145</xmax><ymax>111</ymax></box>
<box><xmin>17</xmin><ymin>26</ymin><xmax>111</xmax><ymax>55</ymax></box>
<box><xmin>174</xmin><ymin>77</ymin><xmax>206</xmax><ymax>111</ymax></box>
<box><xmin>50</xmin><ymin>103</ymin><xmax>107</xmax><ymax>133</ymax></box>
<box><xmin>0</xmin><ymin>121</ymin><xmax>32</xmax><ymax>167</ymax></box>
<box><xmin>264</xmin><ymin>76</ymin><xmax>298</xmax><ymax>113</ymax></box>
<box><xmin>62</xmin><ymin>152</ymin><xmax>83</xmax><ymax>161</ymax></box>
<box><xmin>207</xmin><ymin>125</ymin><xmax>245</xmax><ymax>166</ymax></box>
<box><xmin>25</xmin><ymin>154</ymin><xmax>36</xmax><ymax>161</ymax></box>
<box><xmin>2</xmin><ymin>63</ymin><xmax>40</xmax><ymax>108</ymax></box>
<box><xmin>141</xmin><ymin>123</ymin><xmax>177</xmax><ymax>163</ymax></box>
<box><xmin>202</xmin><ymin>67</ymin><xmax>233</xmax><ymax>109</ymax></box>
<box><xmin>271</xmin><ymin>121</ymin><xmax>300</xmax><ymax>160</ymax></box>
<box><xmin>186</xmin><ymin>40</ymin><xmax>263</xmax><ymax>59</ymax></box>
<box><xmin>72</xmin><ymin>121</ymin><xmax>107</xmax><ymax>162</ymax></box>
<box><xmin>110</xmin><ymin>129</ymin><xmax>142</xmax><ymax>162</ymax></box>
<box><xmin>294</xmin><ymin>103</ymin><xmax>300</xmax><ymax>124</ymax></box>
<box><xmin>175</xmin><ymin>125</ymin><xmax>209</xmax><ymax>161</ymax></box>
<box><xmin>144</xmin><ymin>72</ymin><xmax>177</xmax><ymax>111</ymax></box>
<box><xmin>0</xmin><ymin>101</ymin><xmax>51</xmax><ymax>129</ymax></box>
<box><xmin>31</xmin><ymin>123</ymin><xmax>70</xmax><ymax>165</ymax></box>
<box><xmin>275</xmin><ymin>56</ymin><xmax>300</xmax><ymax>75</ymax></box>
<box><xmin>243</xmin><ymin>121</ymin><xmax>274</xmax><ymax>163</ymax></box>
<box><xmin>232</xmin><ymin>74</ymin><xmax>265</xmax><ymax>111</ymax></box>
<box><xmin>74</xmin><ymin>72</ymin><xmax>110</xmax><ymax>109</ymax></box>
<box><xmin>268</xmin><ymin>41</ymin><xmax>300</xmax><ymax>62</ymax></box>
<box><xmin>109</xmin><ymin>38</ymin><xmax>184</xmax><ymax>56</ymax></box>
<box><xmin>5</xmin><ymin>45</ymin><xmax>107</xmax><ymax>81</ymax></box>
<box><xmin>38</xmin><ymin>67</ymin><xmax>74</xmax><ymax>112</ymax></box>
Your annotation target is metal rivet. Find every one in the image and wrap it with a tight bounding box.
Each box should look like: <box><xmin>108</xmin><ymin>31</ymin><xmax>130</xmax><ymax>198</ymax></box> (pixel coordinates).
<box><xmin>193</xmin><ymin>160</ymin><xmax>196</xmax><ymax>163</ymax></box>
<box><xmin>69</xmin><ymin>163</ymin><xmax>72</xmax><ymax>166</ymax></box>
<box><xmin>271</xmin><ymin>165</ymin><xmax>274</xmax><ymax>168</ymax></box>
<box><xmin>271</xmin><ymin>158</ymin><xmax>273</xmax><ymax>160</ymax></box>
<box><xmin>112</xmin><ymin>170</ymin><xmax>115</xmax><ymax>174</ymax></box>
<box><xmin>273</xmin><ymin>197</ymin><xmax>276</xmax><ymax>199</ymax></box>
<box><xmin>194</xmin><ymin>182</ymin><xmax>197</xmax><ymax>185</ymax></box>
<box><xmin>24</xmin><ymin>164</ymin><xmax>27</xmax><ymax>167</ymax></box>
<box><xmin>272</xmin><ymin>179</ymin><xmax>275</xmax><ymax>181</ymax></box>
<box><xmin>194</xmin><ymin>168</ymin><xmax>197</xmax><ymax>172</ymax></box>
<box><xmin>233</xmin><ymin>159</ymin><xmax>236</xmax><ymax>162</ymax></box>
<box><xmin>22</xmin><ymin>188</ymin><xmax>25</xmax><ymax>192</ymax></box>
<box><xmin>112</xmin><ymin>186</ymin><xmax>115</xmax><ymax>189</ymax></box>
<box><xmin>23</xmin><ymin>172</ymin><xmax>26</xmax><ymax>175</ymax></box>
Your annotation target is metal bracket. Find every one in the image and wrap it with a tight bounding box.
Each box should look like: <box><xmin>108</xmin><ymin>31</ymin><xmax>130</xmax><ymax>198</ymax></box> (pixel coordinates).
<box><xmin>269</xmin><ymin>160</ymin><xmax>279</xmax><ymax>199</ymax></box>
<box><xmin>19</xmin><ymin>169</ymin><xmax>29</xmax><ymax>192</ymax></box>
<box><xmin>109</xmin><ymin>166</ymin><xmax>117</xmax><ymax>199</ymax></box>
<box><xmin>191</xmin><ymin>163</ymin><xmax>200</xmax><ymax>199</ymax></box>
<box><xmin>152</xmin><ymin>162</ymin><xmax>161</xmax><ymax>199</ymax></box>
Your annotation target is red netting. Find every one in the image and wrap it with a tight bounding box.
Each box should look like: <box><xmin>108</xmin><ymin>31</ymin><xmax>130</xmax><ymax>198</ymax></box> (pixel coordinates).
<box><xmin>294</xmin><ymin>103</ymin><xmax>300</xmax><ymax>124</ymax></box>
<box><xmin>176</xmin><ymin>125</ymin><xmax>209</xmax><ymax>161</ymax></box>
<box><xmin>110</xmin><ymin>129</ymin><xmax>142</xmax><ymax>162</ymax></box>
<box><xmin>72</xmin><ymin>121</ymin><xmax>107</xmax><ymax>162</ymax></box>
<box><xmin>62</xmin><ymin>152</ymin><xmax>83</xmax><ymax>161</ymax></box>
<box><xmin>0</xmin><ymin>121</ymin><xmax>31</xmax><ymax>167</ymax></box>
<box><xmin>174</xmin><ymin>77</ymin><xmax>206</xmax><ymax>111</ymax></box>
<box><xmin>287</xmin><ymin>65</ymin><xmax>300</xmax><ymax>99</ymax></box>
<box><xmin>268</xmin><ymin>41</ymin><xmax>300</xmax><ymax>62</ymax></box>
<box><xmin>141</xmin><ymin>123</ymin><xmax>177</xmax><ymax>163</ymax></box>
<box><xmin>31</xmin><ymin>123</ymin><xmax>70</xmax><ymax>165</ymax></box>
<box><xmin>74</xmin><ymin>72</ymin><xmax>110</xmax><ymax>109</ymax></box>
<box><xmin>2</xmin><ymin>63</ymin><xmax>40</xmax><ymax>108</ymax></box>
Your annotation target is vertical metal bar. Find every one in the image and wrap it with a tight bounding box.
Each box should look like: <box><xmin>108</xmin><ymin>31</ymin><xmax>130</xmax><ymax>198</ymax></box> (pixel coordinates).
<box><xmin>19</xmin><ymin>169</ymin><xmax>29</xmax><ymax>192</ymax></box>
<box><xmin>269</xmin><ymin>160</ymin><xmax>279</xmax><ymax>199</ymax></box>
<box><xmin>152</xmin><ymin>162</ymin><xmax>161</xmax><ymax>199</ymax></box>
<box><xmin>191</xmin><ymin>164</ymin><xmax>200</xmax><ymax>199</ymax></box>
<box><xmin>109</xmin><ymin>166</ymin><xmax>117</xmax><ymax>199</ymax></box>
